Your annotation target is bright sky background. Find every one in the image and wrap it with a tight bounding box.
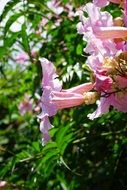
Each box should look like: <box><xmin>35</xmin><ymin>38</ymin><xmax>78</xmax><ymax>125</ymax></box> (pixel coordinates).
<box><xmin>0</xmin><ymin>0</ymin><xmax>10</xmax><ymax>13</ymax></box>
<box><xmin>0</xmin><ymin>0</ymin><xmax>24</xmax><ymax>32</ymax></box>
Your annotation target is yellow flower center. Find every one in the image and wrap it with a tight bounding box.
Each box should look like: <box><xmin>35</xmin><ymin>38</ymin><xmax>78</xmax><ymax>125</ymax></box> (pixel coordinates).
<box><xmin>103</xmin><ymin>52</ymin><xmax>127</xmax><ymax>76</ymax></box>
<box><xmin>83</xmin><ymin>92</ymin><xmax>98</xmax><ymax>105</ymax></box>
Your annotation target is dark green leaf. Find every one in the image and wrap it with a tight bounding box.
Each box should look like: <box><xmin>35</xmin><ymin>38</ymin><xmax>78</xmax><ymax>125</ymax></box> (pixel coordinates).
<box><xmin>21</xmin><ymin>23</ymin><xmax>30</xmax><ymax>52</ymax></box>
<box><xmin>4</xmin><ymin>32</ymin><xmax>20</xmax><ymax>47</ymax></box>
<box><xmin>0</xmin><ymin>0</ymin><xmax>21</xmax><ymax>21</ymax></box>
<box><xmin>4</xmin><ymin>13</ymin><xmax>23</xmax><ymax>36</ymax></box>
<box><xmin>76</xmin><ymin>44</ymin><xmax>82</xmax><ymax>55</ymax></box>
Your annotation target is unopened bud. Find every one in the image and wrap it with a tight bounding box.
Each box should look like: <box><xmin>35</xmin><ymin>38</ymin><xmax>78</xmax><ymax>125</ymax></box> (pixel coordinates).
<box><xmin>83</xmin><ymin>92</ymin><xmax>98</xmax><ymax>105</ymax></box>
<box><xmin>0</xmin><ymin>181</ymin><xmax>7</xmax><ymax>189</ymax></box>
<box><xmin>34</xmin><ymin>106</ymin><xmax>41</xmax><ymax>113</ymax></box>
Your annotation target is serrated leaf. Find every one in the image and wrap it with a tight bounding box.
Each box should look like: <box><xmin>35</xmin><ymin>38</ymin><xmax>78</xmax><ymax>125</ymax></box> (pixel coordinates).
<box><xmin>0</xmin><ymin>0</ymin><xmax>21</xmax><ymax>21</ymax></box>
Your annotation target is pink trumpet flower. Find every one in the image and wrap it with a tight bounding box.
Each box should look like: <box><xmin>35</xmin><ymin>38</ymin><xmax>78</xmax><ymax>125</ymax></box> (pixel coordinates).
<box><xmin>88</xmin><ymin>92</ymin><xmax>127</xmax><ymax>120</ymax></box>
<box><xmin>123</xmin><ymin>0</ymin><xmax>127</xmax><ymax>26</ymax></box>
<box><xmin>87</xmin><ymin>54</ymin><xmax>127</xmax><ymax>120</ymax></box>
<box><xmin>93</xmin><ymin>0</ymin><xmax>122</xmax><ymax>7</ymax></box>
<box><xmin>47</xmin><ymin>0</ymin><xmax>63</xmax><ymax>15</ymax></box>
<box><xmin>16</xmin><ymin>52</ymin><xmax>29</xmax><ymax>62</ymax></box>
<box><xmin>77</xmin><ymin>2</ymin><xmax>127</xmax><ymax>120</ymax></box>
<box><xmin>77</xmin><ymin>3</ymin><xmax>117</xmax><ymax>56</ymax></box>
<box><xmin>51</xmin><ymin>83</ymin><xmax>93</xmax><ymax>109</ymax></box>
<box><xmin>94</xmin><ymin>26</ymin><xmax>127</xmax><ymax>40</ymax></box>
<box><xmin>88</xmin><ymin>69</ymin><xmax>127</xmax><ymax>120</ymax></box>
<box><xmin>18</xmin><ymin>94</ymin><xmax>33</xmax><ymax>115</ymax></box>
<box><xmin>39</xmin><ymin>58</ymin><xmax>94</xmax><ymax>145</ymax></box>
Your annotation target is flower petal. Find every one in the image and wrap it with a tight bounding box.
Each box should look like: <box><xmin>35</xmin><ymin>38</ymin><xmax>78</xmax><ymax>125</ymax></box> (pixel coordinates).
<box><xmin>62</xmin><ymin>82</ymin><xmax>94</xmax><ymax>94</ymax></box>
<box><xmin>88</xmin><ymin>97</ymin><xmax>110</xmax><ymax>119</ymax></box>
<box><xmin>94</xmin><ymin>26</ymin><xmax>127</xmax><ymax>40</ymax></box>
<box><xmin>40</xmin><ymin>116</ymin><xmax>52</xmax><ymax>145</ymax></box>
<box><xmin>52</xmin><ymin>91</ymin><xmax>84</xmax><ymax>109</ymax></box>
<box><xmin>40</xmin><ymin>58</ymin><xmax>62</xmax><ymax>91</ymax></box>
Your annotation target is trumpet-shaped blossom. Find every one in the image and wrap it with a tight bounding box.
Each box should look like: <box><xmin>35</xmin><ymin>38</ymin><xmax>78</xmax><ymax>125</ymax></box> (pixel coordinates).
<box><xmin>77</xmin><ymin>2</ymin><xmax>127</xmax><ymax>63</ymax></box>
<box><xmin>38</xmin><ymin>1</ymin><xmax>127</xmax><ymax>143</ymax></box>
<box><xmin>87</xmin><ymin>62</ymin><xmax>127</xmax><ymax>119</ymax></box>
<box><xmin>93</xmin><ymin>0</ymin><xmax>121</xmax><ymax>7</ymax></box>
<box><xmin>47</xmin><ymin>0</ymin><xmax>63</xmax><ymax>15</ymax></box>
<box><xmin>88</xmin><ymin>55</ymin><xmax>127</xmax><ymax>119</ymax></box>
<box><xmin>18</xmin><ymin>94</ymin><xmax>33</xmax><ymax>115</ymax></box>
<box><xmin>77</xmin><ymin>3</ymin><xmax>118</xmax><ymax>56</ymax></box>
<box><xmin>39</xmin><ymin>58</ymin><xmax>94</xmax><ymax>144</ymax></box>
<box><xmin>93</xmin><ymin>0</ymin><xmax>110</xmax><ymax>7</ymax></box>
<box><xmin>16</xmin><ymin>50</ymin><xmax>38</xmax><ymax>63</ymax></box>
<box><xmin>94</xmin><ymin>26</ymin><xmax>127</xmax><ymax>40</ymax></box>
<box><xmin>77</xmin><ymin>3</ymin><xmax>127</xmax><ymax>119</ymax></box>
<box><xmin>122</xmin><ymin>0</ymin><xmax>127</xmax><ymax>26</ymax></box>
<box><xmin>16</xmin><ymin>52</ymin><xmax>29</xmax><ymax>62</ymax></box>
<box><xmin>88</xmin><ymin>90</ymin><xmax>127</xmax><ymax>120</ymax></box>
<box><xmin>95</xmin><ymin>69</ymin><xmax>113</xmax><ymax>92</ymax></box>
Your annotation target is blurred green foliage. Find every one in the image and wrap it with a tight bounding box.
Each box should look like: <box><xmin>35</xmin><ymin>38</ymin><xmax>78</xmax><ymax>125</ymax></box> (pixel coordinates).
<box><xmin>0</xmin><ymin>0</ymin><xmax>127</xmax><ymax>190</ymax></box>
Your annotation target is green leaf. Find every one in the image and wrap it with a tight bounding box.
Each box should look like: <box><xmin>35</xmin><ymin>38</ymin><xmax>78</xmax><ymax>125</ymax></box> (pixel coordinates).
<box><xmin>21</xmin><ymin>23</ymin><xmax>30</xmax><ymax>52</ymax></box>
<box><xmin>0</xmin><ymin>159</ymin><xmax>13</xmax><ymax>177</ymax></box>
<box><xmin>60</xmin><ymin>133</ymin><xmax>74</xmax><ymax>155</ymax></box>
<box><xmin>76</xmin><ymin>44</ymin><xmax>82</xmax><ymax>55</ymax></box>
<box><xmin>60</xmin><ymin>156</ymin><xmax>72</xmax><ymax>172</ymax></box>
<box><xmin>4</xmin><ymin>13</ymin><xmax>23</xmax><ymax>36</ymax></box>
<box><xmin>16</xmin><ymin>150</ymin><xmax>31</xmax><ymax>161</ymax></box>
<box><xmin>0</xmin><ymin>0</ymin><xmax>21</xmax><ymax>21</ymax></box>
<box><xmin>56</xmin><ymin>125</ymin><xmax>71</xmax><ymax>146</ymax></box>
<box><xmin>32</xmin><ymin>141</ymin><xmax>40</xmax><ymax>152</ymax></box>
<box><xmin>27</xmin><ymin>0</ymin><xmax>47</xmax><ymax>11</ymax></box>
<box><xmin>0</xmin><ymin>46</ymin><xmax>8</xmax><ymax>59</ymax></box>
<box><xmin>56</xmin><ymin>125</ymin><xmax>74</xmax><ymax>155</ymax></box>
<box><xmin>44</xmin><ymin>155</ymin><xmax>58</xmax><ymax>177</ymax></box>
<box><xmin>4</xmin><ymin>31</ymin><xmax>21</xmax><ymax>47</ymax></box>
<box><xmin>43</xmin><ymin>142</ymin><xmax>58</xmax><ymax>152</ymax></box>
<box><xmin>41</xmin><ymin>149</ymin><xmax>59</xmax><ymax>164</ymax></box>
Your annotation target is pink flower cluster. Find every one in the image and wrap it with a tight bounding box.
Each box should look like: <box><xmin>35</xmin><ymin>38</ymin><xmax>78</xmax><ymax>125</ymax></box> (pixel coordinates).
<box><xmin>18</xmin><ymin>94</ymin><xmax>33</xmax><ymax>115</ymax></box>
<box><xmin>36</xmin><ymin>0</ymin><xmax>75</xmax><ymax>36</ymax></box>
<box><xmin>77</xmin><ymin>1</ymin><xmax>127</xmax><ymax>119</ymax></box>
<box><xmin>39</xmin><ymin>0</ymin><xmax>127</xmax><ymax>144</ymax></box>
<box><xmin>38</xmin><ymin>58</ymin><xmax>94</xmax><ymax>144</ymax></box>
<box><xmin>93</xmin><ymin>0</ymin><xmax>121</xmax><ymax>7</ymax></box>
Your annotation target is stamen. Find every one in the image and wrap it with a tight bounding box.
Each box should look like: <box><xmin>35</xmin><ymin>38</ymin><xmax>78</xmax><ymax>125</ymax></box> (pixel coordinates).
<box><xmin>83</xmin><ymin>92</ymin><xmax>98</xmax><ymax>105</ymax></box>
